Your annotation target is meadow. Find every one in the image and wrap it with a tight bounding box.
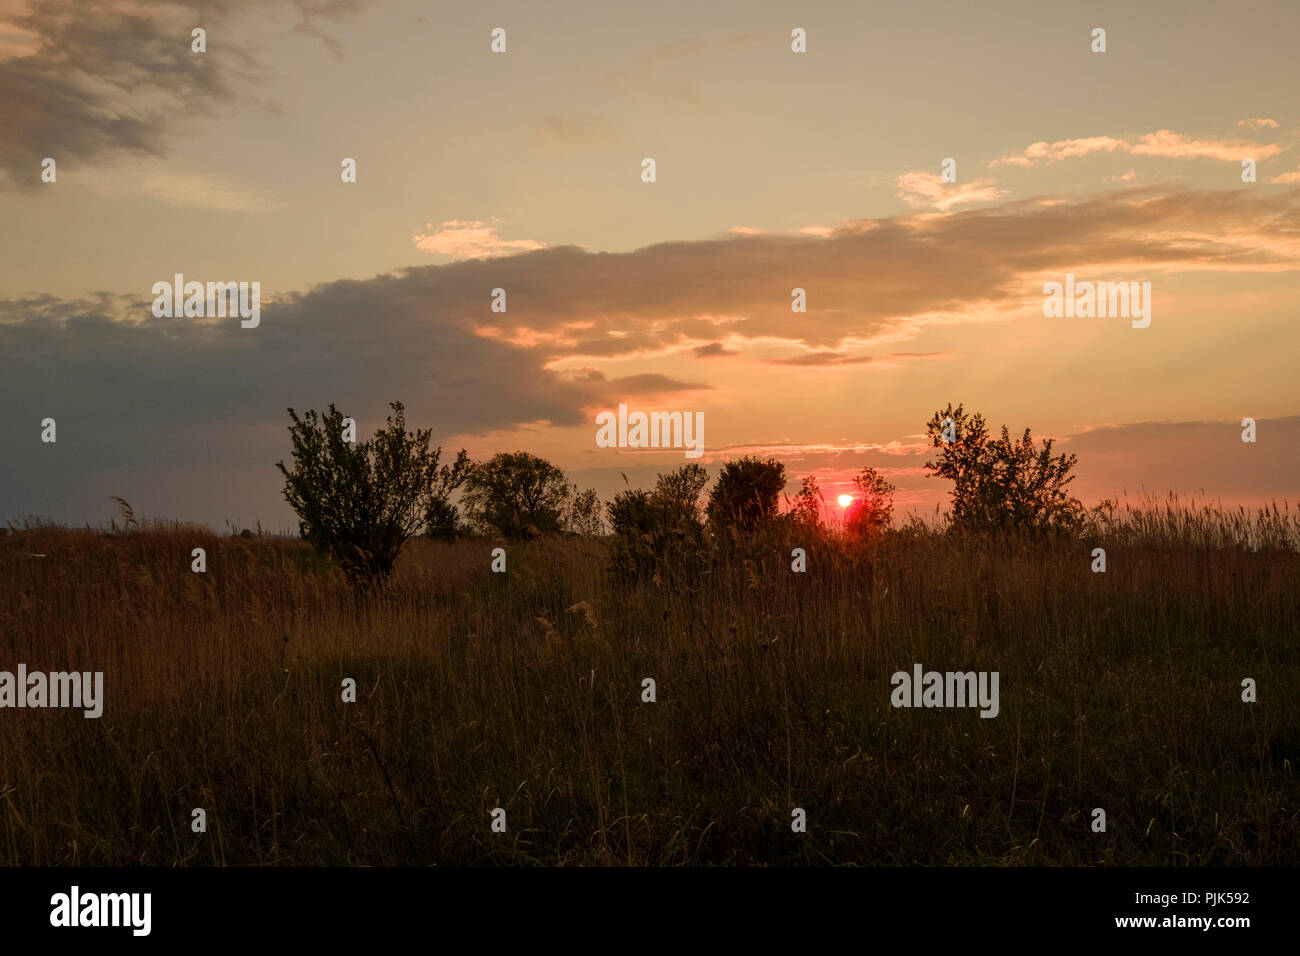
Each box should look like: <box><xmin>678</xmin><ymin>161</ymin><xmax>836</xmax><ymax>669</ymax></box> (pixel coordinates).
<box><xmin>1</xmin><ymin>499</ymin><xmax>1297</xmax><ymax>866</ymax></box>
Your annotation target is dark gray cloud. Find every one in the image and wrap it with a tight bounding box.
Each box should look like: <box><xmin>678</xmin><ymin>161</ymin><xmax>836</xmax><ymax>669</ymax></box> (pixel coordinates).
<box><xmin>0</xmin><ymin>263</ymin><xmax>710</xmax><ymax>527</ymax></box>
<box><xmin>691</xmin><ymin>342</ymin><xmax>737</xmax><ymax>358</ymax></box>
<box><xmin>0</xmin><ymin>0</ymin><xmax>365</xmax><ymax>186</ymax></box>
<box><xmin>452</xmin><ymin>186</ymin><xmax>1300</xmax><ymax>355</ymax></box>
<box><xmin>594</xmin><ymin>372</ymin><xmax>714</xmax><ymax>396</ymax></box>
<box><xmin>3</xmin><ymin>184</ymin><xmax>1299</xmax><ymax>527</ymax></box>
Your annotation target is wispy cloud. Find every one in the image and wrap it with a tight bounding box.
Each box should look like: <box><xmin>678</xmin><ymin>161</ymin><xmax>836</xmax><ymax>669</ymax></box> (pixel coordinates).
<box><xmin>991</xmin><ymin>136</ymin><xmax>1127</xmax><ymax>167</ymax></box>
<box><xmin>0</xmin><ymin>19</ymin><xmax>38</xmax><ymax>57</ymax></box>
<box><xmin>85</xmin><ymin>164</ymin><xmax>278</xmax><ymax>212</ymax></box>
<box><xmin>896</xmin><ymin>171</ymin><xmax>1007</xmax><ymax>211</ymax></box>
<box><xmin>991</xmin><ymin>129</ymin><xmax>1285</xmax><ymax>167</ymax></box>
<box><xmin>288</xmin><ymin>0</ymin><xmax>370</xmax><ymax>60</ymax></box>
<box><xmin>0</xmin><ymin>0</ymin><xmax>366</xmax><ymax>187</ymax></box>
<box><xmin>527</xmin><ymin>115</ymin><xmax>621</xmax><ymax>155</ymax></box>
<box><xmin>711</xmin><ymin>439</ymin><xmax>930</xmax><ymax>459</ymax></box>
<box><xmin>1130</xmin><ymin>129</ymin><xmax>1284</xmax><ymax>161</ymax></box>
<box><xmin>764</xmin><ymin>350</ymin><xmax>948</xmax><ymax>367</ymax></box>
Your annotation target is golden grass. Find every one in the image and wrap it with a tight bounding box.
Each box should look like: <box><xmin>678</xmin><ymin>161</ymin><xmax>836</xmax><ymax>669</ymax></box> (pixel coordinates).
<box><xmin>0</xmin><ymin>504</ymin><xmax>1296</xmax><ymax>865</ymax></box>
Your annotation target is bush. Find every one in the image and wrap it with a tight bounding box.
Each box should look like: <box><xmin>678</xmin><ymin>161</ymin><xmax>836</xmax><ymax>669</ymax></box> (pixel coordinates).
<box><xmin>276</xmin><ymin>401</ymin><xmax>469</xmax><ymax>586</ymax></box>
<box><xmin>461</xmin><ymin>452</ymin><xmax>569</xmax><ymax>539</ymax></box>
<box><xmin>606</xmin><ymin>465</ymin><xmax>709</xmax><ymax>581</ymax></box>
<box><xmin>845</xmin><ymin>467</ymin><xmax>896</xmax><ymax>538</ymax></box>
<box><xmin>924</xmin><ymin>402</ymin><xmax>1082</xmax><ymax>535</ymax></box>
<box><xmin>706</xmin><ymin>457</ymin><xmax>786</xmax><ymax>533</ymax></box>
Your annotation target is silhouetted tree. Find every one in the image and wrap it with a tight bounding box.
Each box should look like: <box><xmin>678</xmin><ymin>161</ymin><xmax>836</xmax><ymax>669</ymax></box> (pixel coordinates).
<box><xmin>277</xmin><ymin>402</ymin><xmax>469</xmax><ymax>586</ymax></box>
<box><xmin>462</xmin><ymin>451</ymin><xmax>571</xmax><ymax>538</ymax></box>
<box><xmin>845</xmin><ymin>467</ymin><xmax>895</xmax><ymax>537</ymax></box>
<box><xmin>653</xmin><ymin>463</ymin><xmax>709</xmax><ymax>526</ymax></box>
<box><xmin>924</xmin><ymin>402</ymin><xmax>1082</xmax><ymax>534</ymax></box>
<box><xmin>706</xmin><ymin>456</ymin><xmax>786</xmax><ymax>532</ymax></box>
<box><xmin>563</xmin><ymin>485</ymin><xmax>606</xmax><ymax>536</ymax></box>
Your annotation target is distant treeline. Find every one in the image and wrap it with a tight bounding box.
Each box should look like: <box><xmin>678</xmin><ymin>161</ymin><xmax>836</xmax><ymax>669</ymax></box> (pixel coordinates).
<box><xmin>266</xmin><ymin>401</ymin><xmax>1299</xmax><ymax>587</ymax></box>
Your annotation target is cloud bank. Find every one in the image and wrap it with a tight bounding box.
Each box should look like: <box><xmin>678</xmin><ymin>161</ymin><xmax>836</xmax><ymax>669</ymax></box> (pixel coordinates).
<box><xmin>3</xmin><ymin>184</ymin><xmax>1299</xmax><ymax>525</ymax></box>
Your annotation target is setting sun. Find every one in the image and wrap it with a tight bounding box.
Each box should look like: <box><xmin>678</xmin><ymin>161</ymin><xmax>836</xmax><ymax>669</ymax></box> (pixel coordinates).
<box><xmin>837</xmin><ymin>494</ymin><xmax>854</xmax><ymax>508</ymax></box>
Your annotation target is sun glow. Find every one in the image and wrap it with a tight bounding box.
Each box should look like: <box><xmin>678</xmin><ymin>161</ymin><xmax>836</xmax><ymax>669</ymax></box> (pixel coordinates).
<box><xmin>837</xmin><ymin>494</ymin><xmax>854</xmax><ymax>508</ymax></box>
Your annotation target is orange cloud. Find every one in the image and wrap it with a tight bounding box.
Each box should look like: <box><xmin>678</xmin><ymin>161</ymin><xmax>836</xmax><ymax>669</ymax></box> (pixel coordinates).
<box><xmin>992</xmin><ymin>129</ymin><xmax>1284</xmax><ymax>167</ymax></box>
<box><xmin>991</xmin><ymin>136</ymin><xmax>1127</xmax><ymax>167</ymax></box>
<box><xmin>764</xmin><ymin>350</ymin><xmax>949</xmax><ymax>367</ymax></box>
<box><xmin>1130</xmin><ymin>129</ymin><xmax>1283</xmax><ymax>161</ymax></box>
<box><xmin>896</xmin><ymin>171</ymin><xmax>1008</xmax><ymax>211</ymax></box>
<box><xmin>430</xmin><ymin>185</ymin><xmax>1300</xmax><ymax>359</ymax></box>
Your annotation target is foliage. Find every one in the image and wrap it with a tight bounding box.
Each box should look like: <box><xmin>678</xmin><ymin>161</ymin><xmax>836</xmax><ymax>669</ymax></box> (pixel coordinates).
<box><xmin>845</xmin><ymin>467</ymin><xmax>896</xmax><ymax>538</ymax></box>
<box><xmin>461</xmin><ymin>451</ymin><xmax>572</xmax><ymax>539</ymax></box>
<box><xmin>785</xmin><ymin>476</ymin><xmax>827</xmax><ymax>533</ymax></box>
<box><xmin>424</xmin><ymin>496</ymin><xmax>470</xmax><ymax>542</ymax></box>
<box><xmin>606</xmin><ymin>464</ymin><xmax>709</xmax><ymax>580</ymax></box>
<box><xmin>653</xmin><ymin>463</ymin><xmax>709</xmax><ymax>525</ymax></box>
<box><xmin>563</xmin><ymin>485</ymin><xmax>607</xmax><ymax>536</ymax></box>
<box><xmin>924</xmin><ymin>403</ymin><xmax>1082</xmax><ymax>535</ymax></box>
<box><xmin>5</xmin><ymin>520</ymin><xmax>1295</xmax><ymax>865</ymax></box>
<box><xmin>706</xmin><ymin>456</ymin><xmax>786</xmax><ymax>533</ymax></box>
<box><xmin>276</xmin><ymin>401</ymin><xmax>469</xmax><ymax>585</ymax></box>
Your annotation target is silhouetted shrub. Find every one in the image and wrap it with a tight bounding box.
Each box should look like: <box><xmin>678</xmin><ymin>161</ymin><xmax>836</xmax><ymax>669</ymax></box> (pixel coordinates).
<box><xmin>924</xmin><ymin>402</ymin><xmax>1082</xmax><ymax>535</ymax></box>
<box><xmin>462</xmin><ymin>451</ymin><xmax>570</xmax><ymax>539</ymax></box>
<box><xmin>706</xmin><ymin>456</ymin><xmax>786</xmax><ymax>533</ymax></box>
<box><xmin>845</xmin><ymin>467</ymin><xmax>896</xmax><ymax>539</ymax></box>
<box><xmin>276</xmin><ymin>401</ymin><xmax>469</xmax><ymax>586</ymax></box>
<box><xmin>606</xmin><ymin>465</ymin><xmax>708</xmax><ymax>582</ymax></box>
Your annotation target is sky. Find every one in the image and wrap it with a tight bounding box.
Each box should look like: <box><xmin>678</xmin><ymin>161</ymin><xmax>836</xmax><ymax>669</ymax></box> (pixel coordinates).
<box><xmin>2</xmin><ymin>0</ymin><xmax>1298</xmax><ymax>531</ymax></box>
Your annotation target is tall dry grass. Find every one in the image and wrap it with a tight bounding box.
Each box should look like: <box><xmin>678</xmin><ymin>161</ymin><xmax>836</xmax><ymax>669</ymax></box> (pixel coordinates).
<box><xmin>0</xmin><ymin>500</ymin><xmax>1296</xmax><ymax>865</ymax></box>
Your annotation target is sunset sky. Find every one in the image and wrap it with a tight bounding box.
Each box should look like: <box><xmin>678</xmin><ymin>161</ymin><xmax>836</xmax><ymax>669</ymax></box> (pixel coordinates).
<box><xmin>2</xmin><ymin>0</ymin><xmax>1298</xmax><ymax>530</ymax></box>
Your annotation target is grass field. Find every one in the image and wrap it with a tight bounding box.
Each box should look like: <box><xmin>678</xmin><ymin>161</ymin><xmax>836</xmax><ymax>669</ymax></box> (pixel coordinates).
<box><xmin>1</xmin><ymin>503</ymin><xmax>1297</xmax><ymax>865</ymax></box>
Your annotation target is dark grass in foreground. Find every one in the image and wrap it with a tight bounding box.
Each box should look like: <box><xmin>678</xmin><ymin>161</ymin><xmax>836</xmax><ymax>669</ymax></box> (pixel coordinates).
<box><xmin>0</xmin><ymin>519</ymin><xmax>1297</xmax><ymax>865</ymax></box>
